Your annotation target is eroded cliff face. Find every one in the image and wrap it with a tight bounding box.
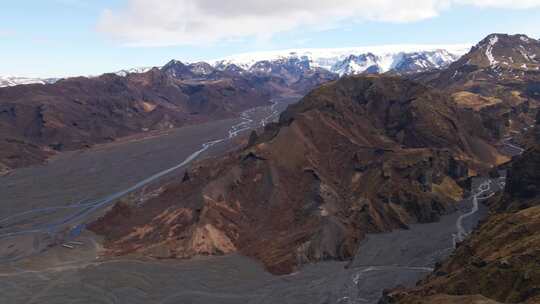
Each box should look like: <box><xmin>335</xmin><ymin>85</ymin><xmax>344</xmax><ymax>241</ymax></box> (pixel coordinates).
<box><xmin>89</xmin><ymin>76</ymin><xmax>503</xmax><ymax>275</ymax></box>
<box><xmin>381</xmin><ymin>115</ymin><xmax>540</xmax><ymax>304</ymax></box>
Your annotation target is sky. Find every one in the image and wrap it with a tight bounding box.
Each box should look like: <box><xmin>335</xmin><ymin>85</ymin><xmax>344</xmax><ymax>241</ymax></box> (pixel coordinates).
<box><xmin>1</xmin><ymin>0</ymin><xmax>540</xmax><ymax>78</ymax></box>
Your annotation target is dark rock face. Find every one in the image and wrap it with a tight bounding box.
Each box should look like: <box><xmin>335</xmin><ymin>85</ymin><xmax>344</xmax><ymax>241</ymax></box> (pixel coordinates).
<box><xmin>90</xmin><ymin>76</ymin><xmax>501</xmax><ymax>275</ymax></box>
<box><xmin>0</xmin><ymin>59</ymin><xmax>336</xmax><ymax>171</ymax></box>
<box><xmin>503</xmin><ymin>147</ymin><xmax>540</xmax><ymax>207</ymax></box>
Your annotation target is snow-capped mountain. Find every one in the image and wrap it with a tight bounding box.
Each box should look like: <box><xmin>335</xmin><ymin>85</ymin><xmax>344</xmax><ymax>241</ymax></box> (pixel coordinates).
<box><xmin>331</xmin><ymin>53</ymin><xmax>381</xmax><ymax>75</ymax></box>
<box><xmin>1</xmin><ymin>67</ymin><xmax>153</xmax><ymax>88</ymax></box>
<box><xmin>187</xmin><ymin>62</ymin><xmax>216</xmax><ymax>76</ymax></box>
<box><xmin>1</xmin><ymin>44</ymin><xmax>472</xmax><ymax>88</ymax></box>
<box><xmin>469</xmin><ymin>33</ymin><xmax>539</xmax><ymax>71</ymax></box>
<box><xmin>114</xmin><ymin>67</ymin><xmax>153</xmax><ymax>77</ymax></box>
<box><xmin>212</xmin><ymin>44</ymin><xmax>471</xmax><ymax>76</ymax></box>
<box><xmin>423</xmin><ymin>34</ymin><xmax>540</xmax><ymax>87</ymax></box>
<box><xmin>0</xmin><ymin>76</ymin><xmax>59</xmax><ymax>87</ymax></box>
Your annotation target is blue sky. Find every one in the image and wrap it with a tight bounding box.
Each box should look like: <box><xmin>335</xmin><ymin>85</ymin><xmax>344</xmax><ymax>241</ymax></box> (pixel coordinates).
<box><xmin>1</xmin><ymin>0</ymin><xmax>540</xmax><ymax>77</ymax></box>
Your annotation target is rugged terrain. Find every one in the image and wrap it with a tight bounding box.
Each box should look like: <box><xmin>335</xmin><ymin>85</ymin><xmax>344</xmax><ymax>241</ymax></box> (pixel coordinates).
<box><xmin>0</xmin><ymin>59</ymin><xmax>334</xmax><ymax>172</ymax></box>
<box><xmin>1</xmin><ymin>45</ymin><xmax>468</xmax><ymax>89</ymax></box>
<box><xmin>0</xmin><ymin>43</ymin><xmax>475</xmax><ymax>173</ymax></box>
<box><xmin>414</xmin><ymin>34</ymin><xmax>540</xmax><ymax>141</ymax></box>
<box><xmin>381</xmin><ymin>114</ymin><xmax>540</xmax><ymax>304</ymax></box>
<box><xmin>89</xmin><ymin>75</ymin><xmax>506</xmax><ymax>275</ymax></box>
<box><xmin>2</xmin><ymin>33</ymin><xmax>538</xmax><ymax>304</ymax></box>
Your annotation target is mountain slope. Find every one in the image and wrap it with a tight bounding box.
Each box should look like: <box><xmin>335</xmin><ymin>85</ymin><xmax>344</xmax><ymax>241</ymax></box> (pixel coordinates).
<box><xmin>89</xmin><ymin>75</ymin><xmax>504</xmax><ymax>275</ymax></box>
<box><xmin>0</xmin><ymin>58</ymin><xmax>338</xmax><ymax>172</ymax></box>
<box><xmin>0</xmin><ymin>64</ymin><xmax>269</xmax><ymax>171</ymax></box>
<box><xmin>414</xmin><ymin>34</ymin><xmax>540</xmax><ymax>140</ymax></box>
<box><xmin>381</xmin><ymin>114</ymin><xmax>540</xmax><ymax>304</ymax></box>
<box><xmin>421</xmin><ymin>34</ymin><xmax>540</xmax><ymax>94</ymax></box>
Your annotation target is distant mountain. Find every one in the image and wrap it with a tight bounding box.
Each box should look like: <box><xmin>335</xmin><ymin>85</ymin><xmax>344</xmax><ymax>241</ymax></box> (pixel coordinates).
<box><xmin>0</xmin><ymin>68</ymin><xmax>155</xmax><ymax>87</ymax></box>
<box><xmin>0</xmin><ymin>58</ymin><xmax>335</xmax><ymax>171</ymax></box>
<box><xmin>114</xmin><ymin>67</ymin><xmax>153</xmax><ymax>77</ymax></box>
<box><xmin>1</xmin><ymin>44</ymin><xmax>469</xmax><ymax>88</ymax></box>
<box><xmin>212</xmin><ymin>44</ymin><xmax>470</xmax><ymax>76</ymax></box>
<box><xmin>0</xmin><ymin>76</ymin><xmax>59</xmax><ymax>87</ymax></box>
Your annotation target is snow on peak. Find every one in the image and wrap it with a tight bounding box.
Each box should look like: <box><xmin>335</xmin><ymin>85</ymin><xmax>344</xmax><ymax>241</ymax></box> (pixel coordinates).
<box><xmin>115</xmin><ymin>67</ymin><xmax>153</xmax><ymax>77</ymax></box>
<box><xmin>188</xmin><ymin>62</ymin><xmax>215</xmax><ymax>75</ymax></box>
<box><xmin>0</xmin><ymin>76</ymin><xmax>59</xmax><ymax>87</ymax></box>
<box><xmin>520</xmin><ymin>35</ymin><xmax>530</xmax><ymax>43</ymax></box>
<box><xmin>332</xmin><ymin>53</ymin><xmax>380</xmax><ymax>75</ymax></box>
<box><xmin>485</xmin><ymin>36</ymin><xmax>499</xmax><ymax>67</ymax></box>
<box><xmin>211</xmin><ymin>44</ymin><xmax>471</xmax><ymax>76</ymax></box>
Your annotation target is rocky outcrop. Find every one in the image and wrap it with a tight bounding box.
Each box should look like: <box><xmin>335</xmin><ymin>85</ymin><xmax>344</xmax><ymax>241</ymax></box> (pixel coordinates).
<box><xmin>90</xmin><ymin>75</ymin><xmax>503</xmax><ymax>275</ymax></box>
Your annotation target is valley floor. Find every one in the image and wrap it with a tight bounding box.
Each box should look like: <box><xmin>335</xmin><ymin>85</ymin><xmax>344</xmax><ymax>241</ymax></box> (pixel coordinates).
<box><xmin>0</xmin><ymin>177</ymin><xmax>500</xmax><ymax>304</ymax></box>
<box><xmin>0</xmin><ymin>98</ymin><xmax>292</xmax><ymax>261</ymax></box>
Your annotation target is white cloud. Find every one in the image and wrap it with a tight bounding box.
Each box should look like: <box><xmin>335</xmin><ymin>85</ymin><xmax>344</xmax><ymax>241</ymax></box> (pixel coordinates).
<box><xmin>457</xmin><ymin>0</ymin><xmax>540</xmax><ymax>8</ymax></box>
<box><xmin>97</xmin><ymin>0</ymin><xmax>540</xmax><ymax>47</ymax></box>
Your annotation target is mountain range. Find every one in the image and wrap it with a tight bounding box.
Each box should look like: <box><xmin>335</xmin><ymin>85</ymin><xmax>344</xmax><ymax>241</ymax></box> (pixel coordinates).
<box><xmin>212</xmin><ymin>44</ymin><xmax>470</xmax><ymax>75</ymax></box>
<box><xmin>0</xmin><ymin>76</ymin><xmax>58</xmax><ymax>87</ymax></box>
<box><xmin>0</xmin><ymin>44</ymin><xmax>470</xmax><ymax>88</ymax></box>
<box><xmin>0</xmin><ymin>56</ymin><xmax>335</xmax><ymax>171</ymax></box>
<box><xmin>1</xmin><ymin>43</ymin><xmax>474</xmax><ymax>171</ymax></box>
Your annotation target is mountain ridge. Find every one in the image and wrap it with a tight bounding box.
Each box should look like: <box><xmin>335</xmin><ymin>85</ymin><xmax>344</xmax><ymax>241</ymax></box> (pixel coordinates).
<box><xmin>213</xmin><ymin>44</ymin><xmax>470</xmax><ymax>76</ymax></box>
<box><xmin>212</xmin><ymin>44</ymin><xmax>470</xmax><ymax>70</ymax></box>
<box><xmin>0</xmin><ymin>44</ymin><xmax>470</xmax><ymax>87</ymax></box>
